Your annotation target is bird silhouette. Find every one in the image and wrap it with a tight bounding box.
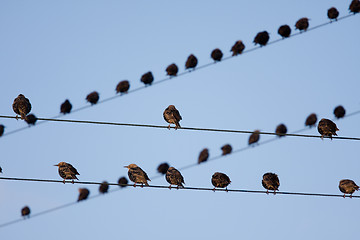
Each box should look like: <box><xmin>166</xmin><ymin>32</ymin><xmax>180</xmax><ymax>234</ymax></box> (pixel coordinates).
<box><xmin>118</xmin><ymin>176</ymin><xmax>128</xmax><ymax>188</ymax></box>
<box><xmin>0</xmin><ymin>124</ymin><xmax>5</xmax><ymax>137</ymax></box>
<box><xmin>249</xmin><ymin>130</ymin><xmax>260</xmax><ymax>145</ymax></box>
<box><xmin>116</xmin><ymin>80</ymin><xmax>130</xmax><ymax>94</ymax></box>
<box><xmin>327</xmin><ymin>7</ymin><xmax>339</xmax><ymax>21</ymax></box>
<box><xmin>295</xmin><ymin>18</ymin><xmax>309</xmax><ymax>32</ymax></box>
<box><xmin>21</xmin><ymin>206</ymin><xmax>31</xmax><ymax>218</ymax></box>
<box><xmin>305</xmin><ymin>113</ymin><xmax>317</xmax><ymax>127</ymax></box>
<box><xmin>253</xmin><ymin>31</ymin><xmax>270</xmax><ymax>46</ymax></box>
<box><xmin>86</xmin><ymin>91</ymin><xmax>99</xmax><ymax>105</ymax></box>
<box><xmin>60</xmin><ymin>99</ymin><xmax>72</xmax><ymax>114</ymax></box>
<box><xmin>349</xmin><ymin>0</ymin><xmax>360</xmax><ymax>13</ymax></box>
<box><xmin>333</xmin><ymin>105</ymin><xmax>346</xmax><ymax>119</ymax></box>
<box><xmin>275</xmin><ymin>124</ymin><xmax>287</xmax><ymax>137</ymax></box>
<box><xmin>211</xmin><ymin>48</ymin><xmax>223</xmax><ymax>62</ymax></box>
<box><xmin>221</xmin><ymin>144</ymin><xmax>232</xmax><ymax>155</ymax></box>
<box><xmin>99</xmin><ymin>181</ymin><xmax>109</xmax><ymax>194</ymax></box>
<box><xmin>230</xmin><ymin>40</ymin><xmax>245</xmax><ymax>56</ymax></box>
<box><xmin>198</xmin><ymin>148</ymin><xmax>209</xmax><ymax>164</ymax></box>
<box><xmin>278</xmin><ymin>25</ymin><xmax>291</xmax><ymax>38</ymax></box>
<box><xmin>185</xmin><ymin>54</ymin><xmax>198</xmax><ymax>70</ymax></box>
<box><xmin>25</xmin><ymin>114</ymin><xmax>37</xmax><ymax>126</ymax></box>
<box><xmin>166</xmin><ymin>63</ymin><xmax>179</xmax><ymax>77</ymax></box>
<box><xmin>78</xmin><ymin>188</ymin><xmax>90</xmax><ymax>201</ymax></box>
<box><xmin>157</xmin><ymin>162</ymin><xmax>170</xmax><ymax>175</ymax></box>
<box><xmin>141</xmin><ymin>71</ymin><xmax>154</xmax><ymax>86</ymax></box>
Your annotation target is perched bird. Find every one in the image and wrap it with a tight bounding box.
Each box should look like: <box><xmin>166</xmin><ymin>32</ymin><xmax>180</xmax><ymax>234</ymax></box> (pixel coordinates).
<box><xmin>54</xmin><ymin>162</ymin><xmax>80</xmax><ymax>184</ymax></box>
<box><xmin>230</xmin><ymin>40</ymin><xmax>245</xmax><ymax>56</ymax></box>
<box><xmin>262</xmin><ymin>172</ymin><xmax>280</xmax><ymax>194</ymax></box>
<box><xmin>211</xmin><ymin>48</ymin><xmax>223</xmax><ymax>62</ymax></box>
<box><xmin>99</xmin><ymin>181</ymin><xmax>109</xmax><ymax>194</ymax></box>
<box><xmin>249</xmin><ymin>130</ymin><xmax>260</xmax><ymax>145</ymax></box>
<box><xmin>116</xmin><ymin>80</ymin><xmax>130</xmax><ymax>94</ymax></box>
<box><xmin>60</xmin><ymin>99</ymin><xmax>72</xmax><ymax>114</ymax></box>
<box><xmin>349</xmin><ymin>0</ymin><xmax>360</xmax><ymax>13</ymax></box>
<box><xmin>275</xmin><ymin>124</ymin><xmax>287</xmax><ymax>137</ymax></box>
<box><xmin>295</xmin><ymin>18</ymin><xmax>309</xmax><ymax>32</ymax></box>
<box><xmin>141</xmin><ymin>71</ymin><xmax>154</xmax><ymax>86</ymax></box>
<box><xmin>78</xmin><ymin>188</ymin><xmax>90</xmax><ymax>202</ymax></box>
<box><xmin>211</xmin><ymin>172</ymin><xmax>231</xmax><ymax>191</ymax></box>
<box><xmin>185</xmin><ymin>54</ymin><xmax>198</xmax><ymax>70</ymax></box>
<box><xmin>118</xmin><ymin>176</ymin><xmax>128</xmax><ymax>188</ymax></box>
<box><xmin>305</xmin><ymin>113</ymin><xmax>317</xmax><ymax>127</ymax></box>
<box><xmin>124</xmin><ymin>164</ymin><xmax>150</xmax><ymax>187</ymax></box>
<box><xmin>253</xmin><ymin>31</ymin><xmax>270</xmax><ymax>46</ymax></box>
<box><xmin>25</xmin><ymin>114</ymin><xmax>37</xmax><ymax>126</ymax></box>
<box><xmin>12</xmin><ymin>94</ymin><xmax>32</xmax><ymax>120</ymax></box>
<box><xmin>198</xmin><ymin>148</ymin><xmax>209</xmax><ymax>164</ymax></box>
<box><xmin>157</xmin><ymin>162</ymin><xmax>170</xmax><ymax>175</ymax></box>
<box><xmin>21</xmin><ymin>206</ymin><xmax>31</xmax><ymax>218</ymax></box>
<box><xmin>339</xmin><ymin>179</ymin><xmax>359</xmax><ymax>198</ymax></box>
<box><xmin>166</xmin><ymin>63</ymin><xmax>178</xmax><ymax>77</ymax></box>
<box><xmin>327</xmin><ymin>7</ymin><xmax>339</xmax><ymax>21</ymax></box>
<box><xmin>0</xmin><ymin>124</ymin><xmax>5</xmax><ymax>137</ymax></box>
<box><xmin>165</xmin><ymin>167</ymin><xmax>185</xmax><ymax>189</ymax></box>
<box><xmin>318</xmin><ymin>118</ymin><xmax>339</xmax><ymax>139</ymax></box>
<box><xmin>86</xmin><ymin>91</ymin><xmax>99</xmax><ymax>105</ymax></box>
<box><xmin>221</xmin><ymin>144</ymin><xmax>232</xmax><ymax>155</ymax></box>
<box><xmin>163</xmin><ymin>105</ymin><xmax>182</xmax><ymax>129</ymax></box>
<box><xmin>278</xmin><ymin>25</ymin><xmax>291</xmax><ymax>38</ymax></box>
<box><xmin>0</xmin><ymin>166</ymin><xmax>2</xmax><ymax>173</ymax></box>
<box><xmin>334</xmin><ymin>105</ymin><xmax>346</xmax><ymax>119</ymax></box>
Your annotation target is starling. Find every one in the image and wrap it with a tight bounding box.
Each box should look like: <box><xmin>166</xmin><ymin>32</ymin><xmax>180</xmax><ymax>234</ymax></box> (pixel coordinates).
<box><xmin>141</xmin><ymin>71</ymin><xmax>154</xmax><ymax>86</ymax></box>
<box><xmin>118</xmin><ymin>176</ymin><xmax>128</xmax><ymax>188</ymax></box>
<box><xmin>211</xmin><ymin>48</ymin><xmax>223</xmax><ymax>62</ymax></box>
<box><xmin>262</xmin><ymin>172</ymin><xmax>280</xmax><ymax>194</ymax></box>
<box><xmin>99</xmin><ymin>181</ymin><xmax>109</xmax><ymax>194</ymax></box>
<box><xmin>339</xmin><ymin>179</ymin><xmax>359</xmax><ymax>198</ymax></box>
<box><xmin>275</xmin><ymin>123</ymin><xmax>287</xmax><ymax>137</ymax></box>
<box><xmin>165</xmin><ymin>167</ymin><xmax>185</xmax><ymax>189</ymax></box>
<box><xmin>221</xmin><ymin>144</ymin><xmax>232</xmax><ymax>155</ymax></box>
<box><xmin>60</xmin><ymin>99</ymin><xmax>72</xmax><ymax>114</ymax></box>
<box><xmin>305</xmin><ymin>113</ymin><xmax>317</xmax><ymax>127</ymax></box>
<box><xmin>166</xmin><ymin>63</ymin><xmax>179</xmax><ymax>77</ymax></box>
<box><xmin>278</xmin><ymin>25</ymin><xmax>291</xmax><ymax>38</ymax></box>
<box><xmin>86</xmin><ymin>91</ymin><xmax>99</xmax><ymax>105</ymax></box>
<box><xmin>230</xmin><ymin>40</ymin><xmax>245</xmax><ymax>56</ymax></box>
<box><xmin>185</xmin><ymin>54</ymin><xmax>198</xmax><ymax>70</ymax></box>
<box><xmin>198</xmin><ymin>148</ymin><xmax>209</xmax><ymax>164</ymax></box>
<box><xmin>124</xmin><ymin>164</ymin><xmax>150</xmax><ymax>187</ymax></box>
<box><xmin>318</xmin><ymin>118</ymin><xmax>339</xmax><ymax>139</ymax></box>
<box><xmin>334</xmin><ymin>105</ymin><xmax>346</xmax><ymax>119</ymax></box>
<box><xmin>116</xmin><ymin>80</ymin><xmax>130</xmax><ymax>94</ymax></box>
<box><xmin>25</xmin><ymin>114</ymin><xmax>37</xmax><ymax>126</ymax></box>
<box><xmin>157</xmin><ymin>162</ymin><xmax>170</xmax><ymax>175</ymax></box>
<box><xmin>0</xmin><ymin>124</ymin><xmax>4</xmax><ymax>137</ymax></box>
<box><xmin>328</xmin><ymin>7</ymin><xmax>339</xmax><ymax>21</ymax></box>
<box><xmin>21</xmin><ymin>206</ymin><xmax>31</xmax><ymax>218</ymax></box>
<box><xmin>295</xmin><ymin>18</ymin><xmax>309</xmax><ymax>32</ymax></box>
<box><xmin>163</xmin><ymin>105</ymin><xmax>182</xmax><ymax>129</ymax></box>
<box><xmin>78</xmin><ymin>188</ymin><xmax>90</xmax><ymax>202</ymax></box>
<box><xmin>249</xmin><ymin>130</ymin><xmax>260</xmax><ymax>145</ymax></box>
<box><xmin>0</xmin><ymin>166</ymin><xmax>2</xmax><ymax>173</ymax></box>
<box><xmin>54</xmin><ymin>162</ymin><xmax>80</xmax><ymax>184</ymax></box>
<box><xmin>349</xmin><ymin>0</ymin><xmax>360</xmax><ymax>13</ymax></box>
<box><xmin>211</xmin><ymin>172</ymin><xmax>231</xmax><ymax>191</ymax></box>
<box><xmin>12</xmin><ymin>94</ymin><xmax>32</xmax><ymax>120</ymax></box>
<box><xmin>253</xmin><ymin>31</ymin><xmax>270</xmax><ymax>46</ymax></box>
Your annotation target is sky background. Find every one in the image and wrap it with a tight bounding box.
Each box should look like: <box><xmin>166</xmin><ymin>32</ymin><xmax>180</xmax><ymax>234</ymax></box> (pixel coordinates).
<box><xmin>1</xmin><ymin>0</ymin><xmax>360</xmax><ymax>239</ymax></box>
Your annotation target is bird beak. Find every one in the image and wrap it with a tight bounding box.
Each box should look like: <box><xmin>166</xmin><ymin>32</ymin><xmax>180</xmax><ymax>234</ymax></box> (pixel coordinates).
<box><xmin>54</xmin><ymin>164</ymin><xmax>58</xmax><ymax>166</ymax></box>
<box><xmin>124</xmin><ymin>166</ymin><xmax>128</xmax><ymax>168</ymax></box>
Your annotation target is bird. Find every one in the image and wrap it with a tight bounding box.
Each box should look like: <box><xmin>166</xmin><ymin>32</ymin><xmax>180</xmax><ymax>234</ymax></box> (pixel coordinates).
<box><xmin>54</xmin><ymin>162</ymin><xmax>80</xmax><ymax>184</ymax></box>
<box><xmin>339</xmin><ymin>179</ymin><xmax>359</xmax><ymax>198</ymax></box>
<box><xmin>25</xmin><ymin>114</ymin><xmax>37</xmax><ymax>126</ymax></box>
<box><xmin>124</xmin><ymin>164</ymin><xmax>150</xmax><ymax>187</ymax></box>
<box><xmin>349</xmin><ymin>0</ymin><xmax>360</xmax><ymax>13</ymax></box>
<box><xmin>253</xmin><ymin>31</ymin><xmax>270</xmax><ymax>46</ymax></box>
<box><xmin>0</xmin><ymin>124</ymin><xmax>5</xmax><ymax>137</ymax></box>
<box><xmin>327</xmin><ymin>7</ymin><xmax>339</xmax><ymax>21</ymax></box>
<box><xmin>198</xmin><ymin>148</ymin><xmax>209</xmax><ymax>164</ymax></box>
<box><xmin>262</xmin><ymin>172</ymin><xmax>280</xmax><ymax>194</ymax></box>
<box><xmin>78</xmin><ymin>188</ymin><xmax>90</xmax><ymax>202</ymax></box>
<box><xmin>118</xmin><ymin>176</ymin><xmax>128</xmax><ymax>188</ymax></box>
<box><xmin>86</xmin><ymin>91</ymin><xmax>99</xmax><ymax>105</ymax></box>
<box><xmin>305</xmin><ymin>113</ymin><xmax>317</xmax><ymax>127</ymax></box>
<box><xmin>12</xmin><ymin>94</ymin><xmax>32</xmax><ymax>120</ymax></box>
<box><xmin>221</xmin><ymin>144</ymin><xmax>232</xmax><ymax>155</ymax></box>
<box><xmin>60</xmin><ymin>99</ymin><xmax>72</xmax><ymax>114</ymax></box>
<box><xmin>334</xmin><ymin>105</ymin><xmax>346</xmax><ymax>119</ymax></box>
<box><xmin>278</xmin><ymin>25</ymin><xmax>291</xmax><ymax>38</ymax></box>
<box><xmin>275</xmin><ymin>123</ymin><xmax>287</xmax><ymax>137</ymax></box>
<box><xmin>165</xmin><ymin>167</ymin><xmax>185</xmax><ymax>189</ymax></box>
<box><xmin>295</xmin><ymin>18</ymin><xmax>309</xmax><ymax>32</ymax></box>
<box><xmin>116</xmin><ymin>80</ymin><xmax>130</xmax><ymax>94</ymax></box>
<box><xmin>211</xmin><ymin>48</ymin><xmax>223</xmax><ymax>62</ymax></box>
<box><xmin>249</xmin><ymin>130</ymin><xmax>260</xmax><ymax>145</ymax></box>
<box><xmin>21</xmin><ymin>206</ymin><xmax>31</xmax><ymax>218</ymax></box>
<box><xmin>185</xmin><ymin>54</ymin><xmax>198</xmax><ymax>70</ymax></box>
<box><xmin>166</xmin><ymin>63</ymin><xmax>178</xmax><ymax>77</ymax></box>
<box><xmin>141</xmin><ymin>71</ymin><xmax>154</xmax><ymax>86</ymax></box>
<box><xmin>211</xmin><ymin>172</ymin><xmax>231</xmax><ymax>191</ymax></box>
<box><xmin>99</xmin><ymin>181</ymin><xmax>109</xmax><ymax>194</ymax></box>
<box><xmin>317</xmin><ymin>118</ymin><xmax>339</xmax><ymax>139</ymax></box>
<box><xmin>0</xmin><ymin>166</ymin><xmax>2</xmax><ymax>173</ymax></box>
<box><xmin>157</xmin><ymin>162</ymin><xmax>170</xmax><ymax>175</ymax></box>
<box><xmin>163</xmin><ymin>105</ymin><xmax>182</xmax><ymax>129</ymax></box>
<box><xmin>230</xmin><ymin>40</ymin><xmax>245</xmax><ymax>56</ymax></box>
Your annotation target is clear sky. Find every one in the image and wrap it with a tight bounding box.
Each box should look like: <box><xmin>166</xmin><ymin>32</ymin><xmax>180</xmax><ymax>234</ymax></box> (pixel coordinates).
<box><xmin>1</xmin><ymin>1</ymin><xmax>359</xmax><ymax>239</ymax></box>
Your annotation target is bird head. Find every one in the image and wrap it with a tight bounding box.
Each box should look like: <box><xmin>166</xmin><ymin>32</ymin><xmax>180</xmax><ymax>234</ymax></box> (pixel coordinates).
<box><xmin>54</xmin><ymin>162</ymin><xmax>66</xmax><ymax>167</ymax></box>
<box><xmin>124</xmin><ymin>164</ymin><xmax>138</xmax><ymax>169</ymax></box>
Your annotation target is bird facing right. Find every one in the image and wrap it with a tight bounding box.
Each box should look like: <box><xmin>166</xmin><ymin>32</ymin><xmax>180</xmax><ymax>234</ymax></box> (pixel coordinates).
<box><xmin>124</xmin><ymin>164</ymin><xmax>150</xmax><ymax>187</ymax></box>
<box><xmin>12</xmin><ymin>94</ymin><xmax>32</xmax><ymax>120</ymax></box>
<box><xmin>339</xmin><ymin>179</ymin><xmax>359</xmax><ymax>198</ymax></box>
<box><xmin>163</xmin><ymin>105</ymin><xmax>182</xmax><ymax>129</ymax></box>
<box><xmin>317</xmin><ymin>118</ymin><xmax>339</xmax><ymax>139</ymax></box>
<box><xmin>211</xmin><ymin>172</ymin><xmax>231</xmax><ymax>191</ymax></box>
<box><xmin>262</xmin><ymin>172</ymin><xmax>280</xmax><ymax>194</ymax></box>
<box><xmin>165</xmin><ymin>167</ymin><xmax>185</xmax><ymax>189</ymax></box>
<box><xmin>54</xmin><ymin>162</ymin><xmax>80</xmax><ymax>183</ymax></box>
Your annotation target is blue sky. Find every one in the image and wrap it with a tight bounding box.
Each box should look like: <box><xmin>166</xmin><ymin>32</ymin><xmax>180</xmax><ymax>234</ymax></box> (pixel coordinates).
<box><xmin>1</xmin><ymin>1</ymin><xmax>359</xmax><ymax>239</ymax></box>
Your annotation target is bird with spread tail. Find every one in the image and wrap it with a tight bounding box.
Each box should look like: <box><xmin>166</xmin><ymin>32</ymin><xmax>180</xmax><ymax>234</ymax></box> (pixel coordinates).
<box><xmin>339</xmin><ymin>179</ymin><xmax>359</xmax><ymax>198</ymax></box>
<box><xmin>166</xmin><ymin>167</ymin><xmax>185</xmax><ymax>189</ymax></box>
<box><xmin>317</xmin><ymin>118</ymin><xmax>339</xmax><ymax>139</ymax></box>
<box><xmin>12</xmin><ymin>94</ymin><xmax>32</xmax><ymax>120</ymax></box>
<box><xmin>262</xmin><ymin>172</ymin><xmax>280</xmax><ymax>194</ymax></box>
<box><xmin>211</xmin><ymin>172</ymin><xmax>231</xmax><ymax>192</ymax></box>
<box><xmin>163</xmin><ymin>105</ymin><xmax>182</xmax><ymax>129</ymax></box>
<box><xmin>124</xmin><ymin>164</ymin><xmax>150</xmax><ymax>187</ymax></box>
<box><xmin>54</xmin><ymin>162</ymin><xmax>80</xmax><ymax>183</ymax></box>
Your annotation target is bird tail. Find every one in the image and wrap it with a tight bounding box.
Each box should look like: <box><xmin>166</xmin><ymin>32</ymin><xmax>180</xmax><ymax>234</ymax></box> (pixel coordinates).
<box><xmin>176</xmin><ymin>122</ymin><xmax>181</xmax><ymax>129</ymax></box>
<box><xmin>145</xmin><ymin>181</ymin><xmax>149</xmax><ymax>186</ymax></box>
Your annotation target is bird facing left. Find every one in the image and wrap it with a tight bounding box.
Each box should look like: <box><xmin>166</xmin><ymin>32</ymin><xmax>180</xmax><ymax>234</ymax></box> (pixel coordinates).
<box><xmin>54</xmin><ymin>162</ymin><xmax>80</xmax><ymax>184</ymax></box>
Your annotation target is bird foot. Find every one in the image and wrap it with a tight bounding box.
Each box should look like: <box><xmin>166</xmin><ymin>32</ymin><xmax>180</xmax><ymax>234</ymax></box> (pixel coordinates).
<box><xmin>133</xmin><ymin>184</ymin><xmax>136</xmax><ymax>188</ymax></box>
<box><xmin>213</xmin><ymin>188</ymin><xmax>216</xmax><ymax>192</ymax></box>
<box><xmin>63</xmin><ymin>180</ymin><xmax>65</xmax><ymax>184</ymax></box>
<box><xmin>350</xmin><ymin>194</ymin><xmax>353</xmax><ymax>199</ymax></box>
<box><xmin>169</xmin><ymin>185</ymin><xmax>172</xmax><ymax>190</ymax></box>
<box><xmin>177</xmin><ymin>186</ymin><xmax>180</xmax><ymax>190</ymax></box>
<box><xmin>226</xmin><ymin>188</ymin><xmax>228</xmax><ymax>192</ymax></box>
<box><xmin>266</xmin><ymin>190</ymin><xmax>269</xmax><ymax>195</ymax></box>
<box><xmin>15</xmin><ymin>115</ymin><xmax>19</xmax><ymax>120</ymax></box>
<box><xmin>72</xmin><ymin>180</ymin><xmax>74</xmax><ymax>184</ymax></box>
<box><xmin>343</xmin><ymin>194</ymin><xmax>346</xmax><ymax>198</ymax></box>
<box><xmin>167</xmin><ymin>125</ymin><xmax>171</xmax><ymax>130</ymax></box>
<box><xmin>273</xmin><ymin>190</ymin><xmax>276</xmax><ymax>195</ymax></box>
